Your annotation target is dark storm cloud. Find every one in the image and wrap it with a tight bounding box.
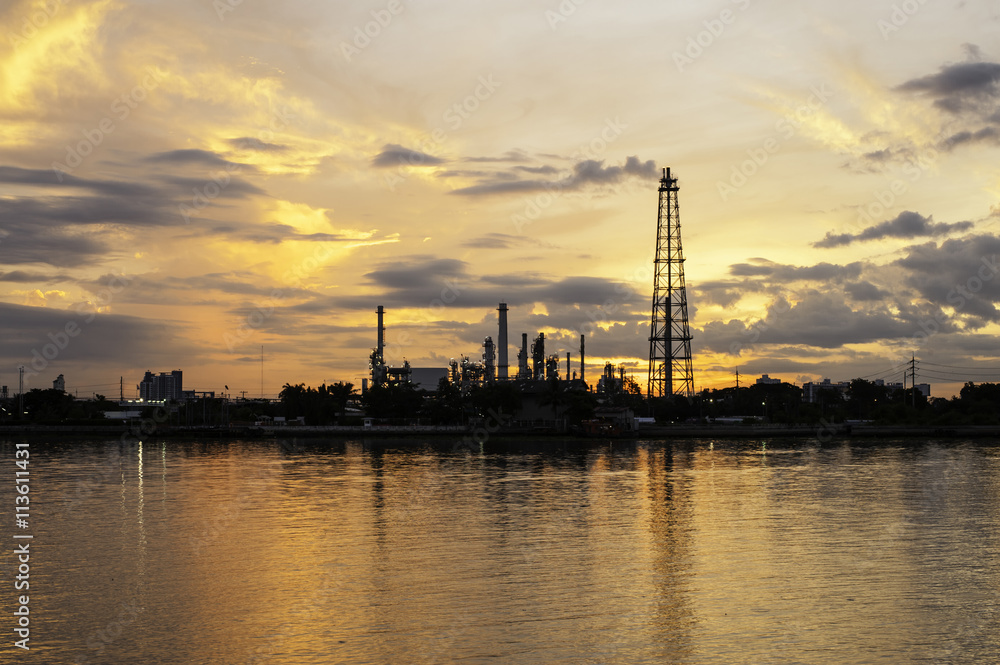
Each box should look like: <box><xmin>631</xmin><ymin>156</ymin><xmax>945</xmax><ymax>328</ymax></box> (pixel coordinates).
<box><xmin>814</xmin><ymin>211</ymin><xmax>972</xmax><ymax>248</ymax></box>
<box><xmin>371</xmin><ymin>143</ymin><xmax>445</xmax><ymax>168</ymax></box>
<box><xmin>449</xmin><ymin>155</ymin><xmax>657</xmax><ymax>196</ymax></box>
<box><xmin>896</xmin><ymin>60</ymin><xmax>1000</xmax><ymax>113</ymax></box>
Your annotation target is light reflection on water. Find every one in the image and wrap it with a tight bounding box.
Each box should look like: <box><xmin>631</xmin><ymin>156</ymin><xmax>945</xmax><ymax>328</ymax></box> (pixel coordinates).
<box><xmin>2</xmin><ymin>438</ymin><xmax>999</xmax><ymax>664</ymax></box>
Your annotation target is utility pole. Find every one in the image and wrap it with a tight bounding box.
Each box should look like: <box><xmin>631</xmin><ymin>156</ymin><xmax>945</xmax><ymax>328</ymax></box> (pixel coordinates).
<box><xmin>18</xmin><ymin>365</ymin><xmax>24</xmax><ymax>419</ymax></box>
<box><xmin>735</xmin><ymin>367</ymin><xmax>740</xmax><ymax>415</ymax></box>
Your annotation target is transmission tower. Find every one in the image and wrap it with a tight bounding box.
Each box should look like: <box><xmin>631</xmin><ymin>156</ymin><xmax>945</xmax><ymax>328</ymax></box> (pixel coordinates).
<box><xmin>647</xmin><ymin>167</ymin><xmax>694</xmax><ymax>399</ymax></box>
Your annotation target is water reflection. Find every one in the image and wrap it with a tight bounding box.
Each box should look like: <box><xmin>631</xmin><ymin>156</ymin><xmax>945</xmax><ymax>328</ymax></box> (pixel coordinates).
<box><xmin>3</xmin><ymin>438</ymin><xmax>999</xmax><ymax>664</ymax></box>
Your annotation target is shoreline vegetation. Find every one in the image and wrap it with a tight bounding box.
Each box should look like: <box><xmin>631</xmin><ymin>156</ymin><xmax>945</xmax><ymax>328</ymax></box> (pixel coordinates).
<box><xmin>6</xmin><ymin>379</ymin><xmax>1000</xmax><ymax>442</ymax></box>
<box><xmin>3</xmin><ymin>423</ymin><xmax>1000</xmax><ymax>439</ymax></box>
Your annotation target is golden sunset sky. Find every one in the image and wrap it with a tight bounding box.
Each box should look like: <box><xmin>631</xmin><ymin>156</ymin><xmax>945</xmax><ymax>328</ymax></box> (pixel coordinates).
<box><xmin>2</xmin><ymin>0</ymin><xmax>999</xmax><ymax>398</ymax></box>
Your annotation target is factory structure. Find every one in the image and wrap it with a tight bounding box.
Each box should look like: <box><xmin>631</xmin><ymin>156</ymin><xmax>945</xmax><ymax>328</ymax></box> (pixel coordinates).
<box><xmin>365</xmin><ymin>166</ymin><xmax>695</xmax><ymax>407</ymax></box>
<box><xmin>366</xmin><ymin>302</ymin><xmax>610</xmax><ymax>395</ymax></box>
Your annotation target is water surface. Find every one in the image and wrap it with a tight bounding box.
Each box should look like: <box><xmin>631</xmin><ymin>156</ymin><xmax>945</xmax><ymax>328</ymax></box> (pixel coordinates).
<box><xmin>2</xmin><ymin>437</ymin><xmax>998</xmax><ymax>663</ymax></box>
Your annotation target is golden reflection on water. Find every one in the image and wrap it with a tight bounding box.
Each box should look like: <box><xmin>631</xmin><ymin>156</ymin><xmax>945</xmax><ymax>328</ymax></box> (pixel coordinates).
<box><xmin>12</xmin><ymin>439</ymin><xmax>1000</xmax><ymax>664</ymax></box>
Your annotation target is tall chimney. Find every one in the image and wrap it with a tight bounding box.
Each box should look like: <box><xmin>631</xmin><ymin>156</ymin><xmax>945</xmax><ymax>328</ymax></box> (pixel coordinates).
<box><xmin>566</xmin><ymin>352</ymin><xmax>570</xmax><ymax>380</ymax></box>
<box><xmin>580</xmin><ymin>335</ymin><xmax>585</xmax><ymax>387</ymax></box>
<box><xmin>376</xmin><ymin>305</ymin><xmax>385</xmax><ymax>360</ymax></box>
<box><xmin>497</xmin><ymin>302</ymin><xmax>509</xmax><ymax>380</ymax></box>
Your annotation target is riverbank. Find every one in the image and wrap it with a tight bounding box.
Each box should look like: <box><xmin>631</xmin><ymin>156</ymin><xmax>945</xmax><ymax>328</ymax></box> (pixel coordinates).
<box><xmin>2</xmin><ymin>423</ymin><xmax>1000</xmax><ymax>439</ymax></box>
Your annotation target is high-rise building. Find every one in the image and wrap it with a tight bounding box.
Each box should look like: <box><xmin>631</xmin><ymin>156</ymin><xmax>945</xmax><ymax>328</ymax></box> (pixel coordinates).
<box><xmin>139</xmin><ymin>370</ymin><xmax>183</xmax><ymax>401</ymax></box>
<box><xmin>53</xmin><ymin>374</ymin><xmax>66</xmax><ymax>392</ymax></box>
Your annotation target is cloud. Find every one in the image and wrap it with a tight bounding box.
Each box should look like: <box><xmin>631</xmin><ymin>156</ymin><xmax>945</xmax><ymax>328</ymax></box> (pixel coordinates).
<box><xmin>160</xmin><ymin>175</ymin><xmax>266</xmax><ymax>198</ymax></box>
<box><xmin>227</xmin><ymin>137</ymin><xmax>289</xmax><ymax>152</ymax></box>
<box><xmin>895</xmin><ymin>233</ymin><xmax>1000</xmax><ymax>324</ymax></box>
<box><xmin>364</xmin><ymin>256</ymin><xmax>466</xmax><ymax>290</ymax></box>
<box><xmin>568</xmin><ymin>156</ymin><xmax>657</xmax><ymax>185</ymax></box>
<box><xmin>515</xmin><ymin>165</ymin><xmax>560</xmax><ymax>175</ymax></box>
<box><xmin>466</xmin><ymin>150</ymin><xmax>529</xmax><ymax>163</ymax></box>
<box><xmin>0</xmin><ymin>301</ymin><xmax>194</xmax><ymax>389</ymax></box>
<box><xmin>897</xmin><ymin>60</ymin><xmax>1000</xmax><ymax>114</ymax></box>
<box><xmin>698</xmin><ymin>290</ymin><xmax>954</xmax><ymax>353</ymax></box>
<box><xmin>940</xmin><ymin>127</ymin><xmax>999</xmax><ymax>150</ymax></box>
<box><xmin>371</xmin><ymin>143</ymin><xmax>445</xmax><ymax>168</ymax></box>
<box><xmin>0</xmin><ymin>166</ymin><xmax>161</xmax><ymax>198</ymax></box>
<box><xmin>814</xmin><ymin>211</ymin><xmax>973</xmax><ymax>248</ymax></box>
<box><xmin>449</xmin><ymin>155</ymin><xmax>656</xmax><ymax>196</ymax></box>
<box><xmin>146</xmin><ymin>149</ymin><xmax>243</xmax><ymax>169</ymax></box>
<box><xmin>850</xmin><ymin>52</ymin><xmax>1000</xmax><ymax>170</ymax></box>
<box><xmin>461</xmin><ymin>233</ymin><xmax>527</xmax><ymax>249</ymax></box>
<box><xmin>845</xmin><ymin>281</ymin><xmax>889</xmax><ymax>302</ymax></box>
<box><xmin>693</xmin><ymin>280</ymin><xmax>768</xmax><ymax>308</ymax></box>
<box><xmin>0</xmin><ymin>211</ymin><xmax>114</xmax><ymax>266</ymax></box>
<box><xmin>0</xmin><ymin>270</ymin><xmax>74</xmax><ymax>284</ymax></box>
<box><xmin>729</xmin><ymin>260</ymin><xmax>863</xmax><ymax>282</ymax></box>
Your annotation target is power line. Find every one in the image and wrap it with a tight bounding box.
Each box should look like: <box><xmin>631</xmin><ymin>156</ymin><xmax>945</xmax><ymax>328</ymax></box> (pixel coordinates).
<box><xmin>921</xmin><ymin>361</ymin><xmax>1000</xmax><ymax>372</ymax></box>
<box><xmin>921</xmin><ymin>372</ymin><xmax>1000</xmax><ymax>383</ymax></box>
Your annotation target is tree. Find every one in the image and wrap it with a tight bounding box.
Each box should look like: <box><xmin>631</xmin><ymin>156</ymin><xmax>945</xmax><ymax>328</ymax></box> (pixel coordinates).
<box><xmin>327</xmin><ymin>381</ymin><xmax>356</xmax><ymax>419</ymax></box>
<box><xmin>423</xmin><ymin>378</ymin><xmax>465</xmax><ymax>425</ymax></box>
<box><xmin>362</xmin><ymin>383</ymin><xmax>423</xmax><ymax>420</ymax></box>
<box><xmin>538</xmin><ymin>377</ymin><xmax>567</xmax><ymax>419</ymax></box>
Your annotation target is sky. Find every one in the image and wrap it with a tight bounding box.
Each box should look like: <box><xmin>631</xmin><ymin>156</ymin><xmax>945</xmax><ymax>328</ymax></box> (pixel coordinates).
<box><xmin>1</xmin><ymin>0</ymin><xmax>999</xmax><ymax>399</ymax></box>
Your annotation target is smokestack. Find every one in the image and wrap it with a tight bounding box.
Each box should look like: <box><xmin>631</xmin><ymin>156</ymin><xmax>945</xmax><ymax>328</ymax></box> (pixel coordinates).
<box><xmin>498</xmin><ymin>303</ymin><xmax>509</xmax><ymax>380</ymax></box>
<box><xmin>376</xmin><ymin>305</ymin><xmax>385</xmax><ymax>360</ymax></box>
<box><xmin>580</xmin><ymin>335</ymin><xmax>585</xmax><ymax>387</ymax></box>
<box><xmin>566</xmin><ymin>352</ymin><xmax>570</xmax><ymax>380</ymax></box>
<box><xmin>519</xmin><ymin>333</ymin><xmax>528</xmax><ymax>378</ymax></box>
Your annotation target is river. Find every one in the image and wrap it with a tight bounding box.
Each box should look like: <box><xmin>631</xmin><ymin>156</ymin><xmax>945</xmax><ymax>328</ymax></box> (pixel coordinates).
<box><xmin>1</xmin><ymin>437</ymin><xmax>998</xmax><ymax>663</ymax></box>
